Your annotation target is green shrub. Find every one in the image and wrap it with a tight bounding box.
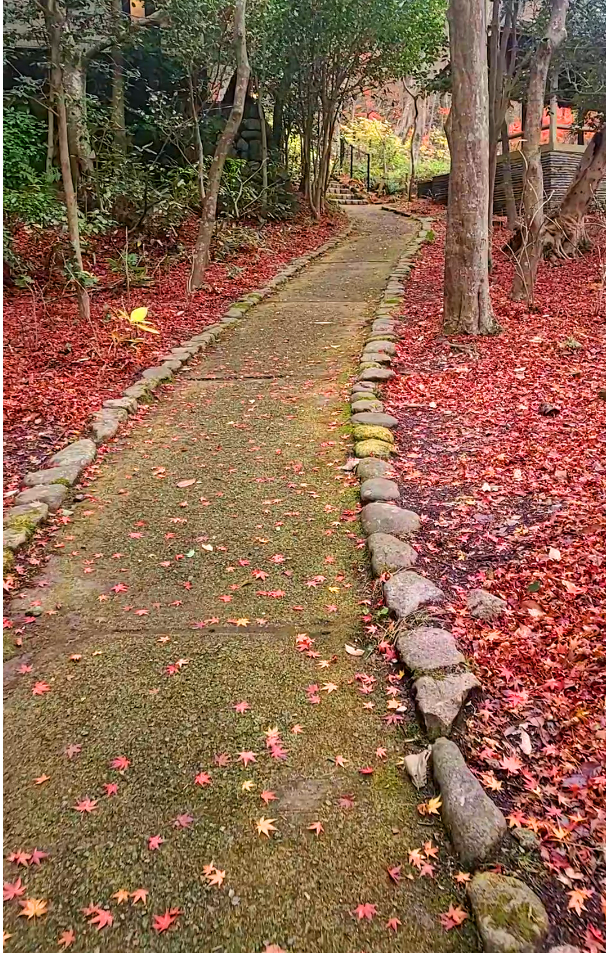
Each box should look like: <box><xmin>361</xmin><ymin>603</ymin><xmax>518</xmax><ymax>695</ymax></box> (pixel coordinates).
<box><xmin>3</xmin><ymin>107</ymin><xmax>64</xmax><ymax>227</ymax></box>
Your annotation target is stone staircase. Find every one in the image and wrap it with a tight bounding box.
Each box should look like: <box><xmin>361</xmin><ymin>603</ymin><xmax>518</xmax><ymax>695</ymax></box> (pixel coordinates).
<box><xmin>326</xmin><ymin>181</ymin><xmax>367</xmax><ymax>206</ymax></box>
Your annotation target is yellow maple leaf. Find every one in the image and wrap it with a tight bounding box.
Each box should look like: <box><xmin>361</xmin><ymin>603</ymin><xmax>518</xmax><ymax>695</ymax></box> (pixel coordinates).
<box><xmin>18</xmin><ymin>898</ymin><xmax>48</xmax><ymax>919</ymax></box>
<box><xmin>112</xmin><ymin>889</ymin><xmax>130</xmax><ymax>904</ymax></box>
<box><xmin>256</xmin><ymin>817</ymin><xmax>277</xmax><ymax>837</ymax></box>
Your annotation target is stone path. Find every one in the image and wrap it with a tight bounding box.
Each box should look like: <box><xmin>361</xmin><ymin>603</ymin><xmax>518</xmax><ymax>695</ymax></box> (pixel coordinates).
<box><xmin>4</xmin><ymin>209</ymin><xmax>476</xmax><ymax>953</ymax></box>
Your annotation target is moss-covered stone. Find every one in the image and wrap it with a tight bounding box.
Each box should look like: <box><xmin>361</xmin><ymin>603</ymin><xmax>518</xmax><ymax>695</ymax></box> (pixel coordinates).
<box><xmin>354</xmin><ymin>439</ymin><xmax>394</xmax><ymax>458</ymax></box>
<box><xmin>468</xmin><ymin>872</ymin><xmax>548</xmax><ymax>953</ymax></box>
<box><xmin>3</xmin><ymin>548</ymin><xmax>15</xmax><ymax>575</ymax></box>
<box><xmin>352</xmin><ymin>425</ymin><xmax>395</xmax><ymax>444</ymax></box>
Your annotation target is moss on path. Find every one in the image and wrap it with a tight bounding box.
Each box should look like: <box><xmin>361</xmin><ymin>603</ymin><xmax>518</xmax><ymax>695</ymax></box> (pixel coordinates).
<box><xmin>4</xmin><ymin>209</ymin><xmax>478</xmax><ymax>953</ymax></box>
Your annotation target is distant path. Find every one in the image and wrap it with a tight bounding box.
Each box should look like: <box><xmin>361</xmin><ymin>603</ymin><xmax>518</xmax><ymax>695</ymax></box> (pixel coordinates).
<box><xmin>4</xmin><ymin>209</ymin><xmax>475</xmax><ymax>953</ymax></box>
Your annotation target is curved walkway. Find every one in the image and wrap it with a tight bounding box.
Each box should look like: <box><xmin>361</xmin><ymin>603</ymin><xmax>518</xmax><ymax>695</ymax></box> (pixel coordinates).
<box><xmin>4</xmin><ymin>208</ymin><xmax>476</xmax><ymax>953</ymax></box>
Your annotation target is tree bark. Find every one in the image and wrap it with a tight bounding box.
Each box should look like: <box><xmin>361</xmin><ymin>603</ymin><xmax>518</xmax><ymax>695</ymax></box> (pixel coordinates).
<box><xmin>543</xmin><ymin>125</ymin><xmax>606</xmax><ymax>256</ymax></box>
<box><xmin>443</xmin><ymin>0</ymin><xmax>498</xmax><ymax>335</ymax></box>
<box><xmin>500</xmin><ymin>120</ymin><xmax>518</xmax><ymax>228</ymax></box>
<box><xmin>188</xmin><ymin>71</ymin><xmax>205</xmax><ymax>202</ymax></box>
<box><xmin>44</xmin><ymin>0</ymin><xmax>90</xmax><ymax>322</ymax></box>
<box><xmin>63</xmin><ymin>55</ymin><xmax>95</xmax><ymax>180</ymax></box>
<box><xmin>190</xmin><ymin>0</ymin><xmax>250</xmax><ymax>290</ymax></box>
<box><xmin>110</xmin><ymin>0</ymin><xmax>126</xmax><ymax>156</ymax></box>
<box><xmin>256</xmin><ymin>79</ymin><xmax>268</xmax><ymax>212</ymax></box>
<box><xmin>406</xmin><ymin>86</ymin><xmax>420</xmax><ymax>202</ymax></box>
<box><xmin>510</xmin><ymin>0</ymin><xmax>569</xmax><ymax>302</ymax></box>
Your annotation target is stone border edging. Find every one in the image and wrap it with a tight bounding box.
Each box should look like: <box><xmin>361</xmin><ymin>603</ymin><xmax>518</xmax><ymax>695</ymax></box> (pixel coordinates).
<box><xmin>346</xmin><ymin>219</ymin><xmax>508</xmax><ymax>849</ymax></box>
<box><xmin>345</xmin><ymin>215</ymin><xmax>553</xmax><ymax>948</ymax></box>
<box><xmin>3</xmin><ymin>220</ymin><xmax>354</xmax><ymax>575</ymax></box>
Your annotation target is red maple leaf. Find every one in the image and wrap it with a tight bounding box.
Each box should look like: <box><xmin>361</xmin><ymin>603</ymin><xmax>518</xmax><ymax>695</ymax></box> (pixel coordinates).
<box><xmin>174</xmin><ymin>814</ymin><xmax>194</xmax><ymax>829</ymax></box>
<box><xmin>354</xmin><ymin>902</ymin><xmax>377</xmax><ymax>921</ymax></box>
<box><xmin>440</xmin><ymin>905</ymin><xmax>469</xmax><ymax>930</ymax></box>
<box><xmin>152</xmin><ymin>908</ymin><xmax>182</xmax><ymax>933</ymax></box>
<box><xmin>3</xmin><ymin>878</ymin><xmax>26</xmax><ymax>901</ymax></box>
<box><xmin>29</xmin><ymin>848</ymin><xmax>48</xmax><ymax>866</ymax></box>
<box><xmin>500</xmin><ymin>754</ymin><xmax>524</xmax><ymax>775</ymax></box>
<box><xmin>32</xmin><ymin>681</ymin><xmax>50</xmax><ymax>696</ymax></box>
<box><xmin>58</xmin><ymin>929</ymin><xmax>75</xmax><ymax>948</ymax></box>
<box><xmin>148</xmin><ymin>835</ymin><xmax>164</xmax><ymax>850</ymax></box>
<box><xmin>387</xmin><ymin>865</ymin><xmax>401</xmax><ymax>884</ymax></box>
<box><xmin>74</xmin><ymin>798</ymin><xmax>97</xmax><ymax>814</ymax></box>
<box><xmin>110</xmin><ymin>756</ymin><xmax>130</xmax><ymax>772</ymax></box>
<box><xmin>104</xmin><ymin>782</ymin><xmax>118</xmax><ymax>797</ymax></box>
<box><xmin>195</xmin><ymin>771</ymin><xmax>212</xmax><ymax>786</ymax></box>
<box><xmin>87</xmin><ymin>908</ymin><xmax>113</xmax><ymax>930</ymax></box>
<box><xmin>7</xmin><ymin>851</ymin><xmax>31</xmax><ymax>867</ymax></box>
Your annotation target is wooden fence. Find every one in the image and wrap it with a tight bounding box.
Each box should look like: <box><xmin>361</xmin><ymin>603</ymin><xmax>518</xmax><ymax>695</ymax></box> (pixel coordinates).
<box><xmin>418</xmin><ymin>145</ymin><xmax>606</xmax><ymax>212</ymax></box>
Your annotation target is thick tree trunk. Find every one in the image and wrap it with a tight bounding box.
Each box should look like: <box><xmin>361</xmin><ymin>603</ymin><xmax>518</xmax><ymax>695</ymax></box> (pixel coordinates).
<box><xmin>501</xmin><ymin>121</ymin><xmax>518</xmax><ymax>229</ymax></box>
<box><xmin>543</xmin><ymin>126</ymin><xmax>606</xmax><ymax>256</ymax></box>
<box><xmin>443</xmin><ymin>0</ymin><xmax>498</xmax><ymax>335</ymax></box>
<box><xmin>511</xmin><ymin>0</ymin><xmax>568</xmax><ymax>302</ymax></box>
<box><xmin>63</xmin><ymin>56</ymin><xmax>95</xmax><ymax>180</ymax></box>
<box><xmin>189</xmin><ymin>0</ymin><xmax>250</xmax><ymax>290</ymax></box>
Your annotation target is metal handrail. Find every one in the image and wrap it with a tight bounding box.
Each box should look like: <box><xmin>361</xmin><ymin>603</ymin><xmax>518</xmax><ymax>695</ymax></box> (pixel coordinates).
<box><xmin>339</xmin><ymin>137</ymin><xmax>371</xmax><ymax>192</ymax></box>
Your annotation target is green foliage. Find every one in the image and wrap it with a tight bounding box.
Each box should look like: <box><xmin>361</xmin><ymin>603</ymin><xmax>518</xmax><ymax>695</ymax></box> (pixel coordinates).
<box><xmin>555</xmin><ymin>0</ymin><xmax>606</xmax><ymax>116</ymax></box>
<box><xmin>108</xmin><ymin>250</ymin><xmax>150</xmax><ymax>286</ymax></box>
<box><xmin>3</xmin><ymin>107</ymin><xmax>63</xmax><ymax>226</ymax></box>
<box><xmin>218</xmin><ymin>159</ymin><xmax>298</xmax><ymax>221</ymax></box>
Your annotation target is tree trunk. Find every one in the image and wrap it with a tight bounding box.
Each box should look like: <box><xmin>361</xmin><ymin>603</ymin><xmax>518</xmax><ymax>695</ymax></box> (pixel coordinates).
<box><xmin>189</xmin><ymin>0</ymin><xmax>250</xmax><ymax>290</ymax></box>
<box><xmin>443</xmin><ymin>0</ymin><xmax>498</xmax><ymax>335</ymax></box>
<box><xmin>188</xmin><ymin>71</ymin><xmax>205</xmax><ymax>203</ymax></box>
<box><xmin>44</xmin><ymin>1</ymin><xmax>90</xmax><ymax>322</ymax></box>
<box><xmin>111</xmin><ymin>49</ymin><xmax>126</xmax><ymax>155</ymax></box>
<box><xmin>510</xmin><ymin>0</ymin><xmax>569</xmax><ymax>302</ymax></box>
<box><xmin>500</xmin><ymin>121</ymin><xmax>518</xmax><ymax>229</ymax></box>
<box><xmin>406</xmin><ymin>88</ymin><xmax>419</xmax><ymax>202</ymax></box>
<box><xmin>63</xmin><ymin>55</ymin><xmax>95</xmax><ymax>180</ymax></box>
<box><xmin>46</xmin><ymin>74</ymin><xmax>56</xmax><ymax>173</ymax></box>
<box><xmin>110</xmin><ymin>0</ymin><xmax>126</xmax><ymax>156</ymax></box>
<box><xmin>543</xmin><ymin>125</ymin><xmax>606</xmax><ymax>256</ymax></box>
<box><xmin>257</xmin><ymin>80</ymin><xmax>268</xmax><ymax>212</ymax></box>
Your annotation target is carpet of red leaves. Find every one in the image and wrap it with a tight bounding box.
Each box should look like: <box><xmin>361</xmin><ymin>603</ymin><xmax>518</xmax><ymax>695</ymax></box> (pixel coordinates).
<box><xmin>3</xmin><ymin>210</ymin><xmax>343</xmax><ymax>499</ymax></box>
<box><xmin>386</xmin><ymin>203</ymin><xmax>606</xmax><ymax>942</ymax></box>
